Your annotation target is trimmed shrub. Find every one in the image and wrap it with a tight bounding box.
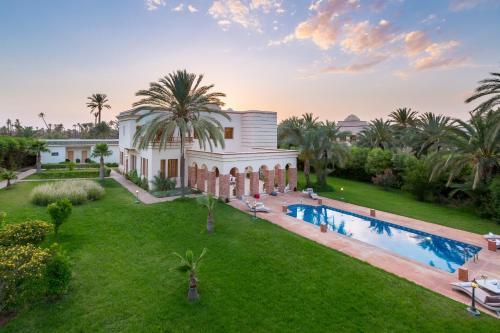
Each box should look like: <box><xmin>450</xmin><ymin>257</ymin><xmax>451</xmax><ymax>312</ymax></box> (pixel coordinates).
<box><xmin>47</xmin><ymin>199</ymin><xmax>72</xmax><ymax>235</ymax></box>
<box><xmin>44</xmin><ymin>244</ymin><xmax>71</xmax><ymax>299</ymax></box>
<box><xmin>126</xmin><ymin>170</ymin><xmax>149</xmax><ymax>190</ymax></box>
<box><xmin>0</xmin><ymin>244</ymin><xmax>51</xmax><ymax>312</ymax></box>
<box><xmin>32</xmin><ymin>168</ymin><xmax>110</xmax><ymax>179</ymax></box>
<box><xmin>30</xmin><ymin>180</ymin><xmax>105</xmax><ymax>206</ymax></box>
<box><xmin>152</xmin><ymin>172</ymin><xmax>176</xmax><ymax>191</ymax></box>
<box><xmin>0</xmin><ymin>221</ymin><xmax>53</xmax><ymax>246</ymax></box>
<box><xmin>42</xmin><ymin>163</ymin><xmax>99</xmax><ymax>170</ymax></box>
<box><xmin>105</xmin><ymin>162</ymin><xmax>118</xmax><ymax>167</ymax></box>
<box><xmin>365</xmin><ymin>148</ymin><xmax>393</xmax><ymax>176</ymax></box>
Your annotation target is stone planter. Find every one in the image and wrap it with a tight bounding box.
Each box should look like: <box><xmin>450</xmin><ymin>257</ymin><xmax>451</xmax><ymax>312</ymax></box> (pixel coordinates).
<box><xmin>320</xmin><ymin>223</ymin><xmax>327</xmax><ymax>233</ymax></box>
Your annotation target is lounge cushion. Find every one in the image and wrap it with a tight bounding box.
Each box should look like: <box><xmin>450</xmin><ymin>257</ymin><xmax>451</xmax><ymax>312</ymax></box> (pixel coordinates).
<box><xmin>484</xmin><ymin>295</ymin><xmax>500</xmax><ymax>303</ymax></box>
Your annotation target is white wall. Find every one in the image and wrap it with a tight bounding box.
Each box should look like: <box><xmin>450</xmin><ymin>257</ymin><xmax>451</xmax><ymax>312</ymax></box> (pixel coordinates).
<box><xmin>41</xmin><ymin>146</ymin><xmax>66</xmax><ymax>164</ymax></box>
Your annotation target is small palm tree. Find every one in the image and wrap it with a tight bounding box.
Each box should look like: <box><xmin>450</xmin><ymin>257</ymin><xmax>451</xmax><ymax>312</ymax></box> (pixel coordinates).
<box><xmin>91</xmin><ymin>143</ymin><xmax>112</xmax><ymax>180</ymax></box>
<box><xmin>1</xmin><ymin>169</ymin><xmax>17</xmax><ymax>188</ymax></box>
<box><xmin>197</xmin><ymin>194</ymin><xmax>217</xmax><ymax>234</ymax></box>
<box><xmin>465</xmin><ymin>71</ymin><xmax>500</xmax><ymax>112</ymax></box>
<box><xmin>133</xmin><ymin>70</ymin><xmax>228</xmax><ymax>197</ymax></box>
<box><xmin>29</xmin><ymin>141</ymin><xmax>50</xmax><ymax>173</ymax></box>
<box><xmin>87</xmin><ymin>94</ymin><xmax>111</xmax><ymax>124</ymax></box>
<box><xmin>171</xmin><ymin>248</ymin><xmax>207</xmax><ymax>301</ymax></box>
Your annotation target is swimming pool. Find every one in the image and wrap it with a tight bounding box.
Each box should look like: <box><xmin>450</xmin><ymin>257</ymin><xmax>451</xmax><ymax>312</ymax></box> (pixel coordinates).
<box><xmin>287</xmin><ymin>204</ymin><xmax>481</xmax><ymax>273</ymax></box>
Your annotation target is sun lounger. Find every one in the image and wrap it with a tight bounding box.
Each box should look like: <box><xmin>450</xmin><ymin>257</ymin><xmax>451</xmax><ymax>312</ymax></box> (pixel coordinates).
<box><xmin>451</xmin><ymin>282</ymin><xmax>500</xmax><ymax>316</ymax></box>
<box><xmin>484</xmin><ymin>232</ymin><xmax>500</xmax><ymax>240</ymax></box>
<box><xmin>245</xmin><ymin>201</ymin><xmax>270</xmax><ymax>213</ymax></box>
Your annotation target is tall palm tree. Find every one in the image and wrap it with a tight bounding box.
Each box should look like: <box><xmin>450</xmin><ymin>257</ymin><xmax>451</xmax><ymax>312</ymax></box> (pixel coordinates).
<box><xmin>197</xmin><ymin>194</ymin><xmax>217</xmax><ymax>234</ymax></box>
<box><xmin>389</xmin><ymin>108</ymin><xmax>418</xmax><ymax>129</ymax></box>
<box><xmin>132</xmin><ymin>70</ymin><xmax>228</xmax><ymax>197</ymax></box>
<box><xmin>87</xmin><ymin>93</ymin><xmax>111</xmax><ymax>124</ymax></box>
<box><xmin>357</xmin><ymin>118</ymin><xmax>393</xmax><ymax>149</ymax></box>
<box><xmin>465</xmin><ymin>71</ymin><xmax>500</xmax><ymax>112</ymax></box>
<box><xmin>6</xmin><ymin>119</ymin><xmax>12</xmax><ymax>134</ymax></box>
<box><xmin>38</xmin><ymin>112</ymin><xmax>49</xmax><ymax>130</ymax></box>
<box><xmin>91</xmin><ymin>143</ymin><xmax>112</xmax><ymax>180</ymax></box>
<box><xmin>29</xmin><ymin>141</ymin><xmax>50</xmax><ymax>173</ymax></box>
<box><xmin>416</xmin><ymin>112</ymin><xmax>453</xmax><ymax>156</ymax></box>
<box><xmin>171</xmin><ymin>248</ymin><xmax>207</xmax><ymax>301</ymax></box>
<box><xmin>430</xmin><ymin>109</ymin><xmax>499</xmax><ymax>189</ymax></box>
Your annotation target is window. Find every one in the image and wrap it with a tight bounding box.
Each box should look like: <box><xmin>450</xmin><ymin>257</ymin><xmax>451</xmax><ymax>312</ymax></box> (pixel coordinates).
<box><xmin>51</xmin><ymin>152</ymin><xmax>59</xmax><ymax>156</ymax></box>
<box><xmin>141</xmin><ymin>158</ymin><xmax>148</xmax><ymax>177</ymax></box>
<box><xmin>120</xmin><ymin>152</ymin><xmax>124</xmax><ymax>165</ymax></box>
<box><xmin>168</xmin><ymin>159</ymin><xmax>178</xmax><ymax>178</ymax></box>
<box><xmin>224</xmin><ymin>127</ymin><xmax>234</xmax><ymax>139</ymax></box>
<box><xmin>160</xmin><ymin>159</ymin><xmax>166</xmax><ymax>177</ymax></box>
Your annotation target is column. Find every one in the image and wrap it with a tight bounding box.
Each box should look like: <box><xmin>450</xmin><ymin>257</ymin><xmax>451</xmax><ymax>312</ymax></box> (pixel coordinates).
<box><xmin>288</xmin><ymin>167</ymin><xmax>297</xmax><ymax>191</ymax></box>
<box><xmin>197</xmin><ymin>168</ymin><xmax>206</xmax><ymax>192</ymax></box>
<box><xmin>277</xmin><ymin>168</ymin><xmax>285</xmax><ymax>192</ymax></box>
<box><xmin>207</xmin><ymin>171</ymin><xmax>216</xmax><ymax>195</ymax></box>
<box><xmin>188</xmin><ymin>166</ymin><xmax>195</xmax><ymax>188</ymax></box>
<box><xmin>219</xmin><ymin>174</ymin><xmax>230</xmax><ymax>200</ymax></box>
<box><xmin>250</xmin><ymin>171</ymin><xmax>259</xmax><ymax>196</ymax></box>
<box><xmin>265</xmin><ymin>169</ymin><xmax>275</xmax><ymax>194</ymax></box>
<box><xmin>235</xmin><ymin>173</ymin><xmax>245</xmax><ymax>198</ymax></box>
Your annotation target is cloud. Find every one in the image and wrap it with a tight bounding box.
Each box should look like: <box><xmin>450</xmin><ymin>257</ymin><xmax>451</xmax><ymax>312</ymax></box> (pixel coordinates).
<box><xmin>340</xmin><ymin>19</ymin><xmax>395</xmax><ymax>54</ymax></box>
<box><xmin>412</xmin><ymin>41</ymin><xmax>467</xmax><ymax>70</ymax></box>
<box><xmin>250</xmin><ymin>0</ymin><xmax>283</xmax><ymax>13</ymax></box>
<box><xmin>292</xmin><ymin>0</ymin><xmax>360</xmax><ymax>50</ymax></box>
<box><xmin>404</xmin><ymin>30</ymin><xmax>432</xmax><ymax>56</ymax></box>
<box><xmin>449</xmin><ymin>0</ymin><xmax>483</xmax><ymax>11</ymax></box>
<box><xmin>321</xmin><ymin>55</ymin><xmax>389</xmax><ymax>73</ymax></box>
<box><xmin>208</xmin><ymin>0</ymin><xmax>260</xmax><ymax>30</ymax></box>
<box><xmin>145</xmin><ymin>0</ymin><xmax>166</xmax><ymax>11</ymax></box>
<box><xmin>188</xmin><ymin>4</ymin><xmax>198</xmax><ymax>12</ymax></box>
<box><xmin>172</xmin><ymin>3</ymin><xmax>184</xmax><ymax>12</ymax></box>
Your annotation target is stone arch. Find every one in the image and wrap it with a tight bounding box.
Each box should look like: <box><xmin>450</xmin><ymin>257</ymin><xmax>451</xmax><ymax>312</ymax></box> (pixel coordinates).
<box><xmin>259</xmin><ymin>165</ymin><xmax>270</xmax><ymax>194</ymax></box>
<box><xmin>208</xmin><ymin>166</ymin><xmax>220</xmax><ymax>196</ymax></box>
<box><xmin>274</xmin><ymin>163</ymin><xmax>285</xmax><ymax>192</ymax></box>
<box><xmin>244</xmin><ymin>166</ymin><xmax>255</xmax><ymax>196</ymax></box>
<box><xmin>285</xmin><ymin>162</ymin><xmax>297</xmax><ymax>191</ymax></box>
<box><xmin>229</xmin><ymin>167</ymin><xmax>242</xmax><ymax>198</ymax></box>
<box><xmin>189</xmin><ymin>162</ymin><xmax>198</xmax><ymax>188</ymax></box>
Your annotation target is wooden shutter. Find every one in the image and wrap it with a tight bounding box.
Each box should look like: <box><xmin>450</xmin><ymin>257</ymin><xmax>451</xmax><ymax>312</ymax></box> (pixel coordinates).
<box><xmin>168</xmin><ymin>159</ymin><xmax>178</xmax><ymax>178</ymax></box>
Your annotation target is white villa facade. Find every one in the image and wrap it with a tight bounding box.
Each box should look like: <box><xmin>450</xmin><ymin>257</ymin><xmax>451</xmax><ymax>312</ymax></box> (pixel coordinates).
<box><xmin>41</xmin><ymin>139</ymin><xmax>119</xmax><ymax>164</ymax></box>
<box><xmin>117</xmin><ymin>108</ymin><xmax>299</xmax><ymax>199</ymax></box>
<box><xmin>337</xmin><ymin>114</ymin><xmax>369</xmax><ymax>142</ymax></box>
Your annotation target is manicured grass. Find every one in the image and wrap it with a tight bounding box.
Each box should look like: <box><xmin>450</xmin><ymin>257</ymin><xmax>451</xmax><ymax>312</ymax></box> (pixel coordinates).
<box><xmin>1</xmin><ymin>181</ymin><xmax>498</xmax><ymax>332</ymax></box>
<box><xmin>298</xmin><ymin>172</ymin><xmax>500</xmax><ymax>235</ymax></box>
<box><xmin>26</xmin><ymin>169</ymin><xmax>110</xmax><ymax>180</ymax></box>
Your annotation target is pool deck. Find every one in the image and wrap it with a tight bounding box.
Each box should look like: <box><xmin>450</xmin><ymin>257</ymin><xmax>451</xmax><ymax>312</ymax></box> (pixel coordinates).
<box><xmin>229</xmin><ymin>192</ymin><xmax>500</xmax><ymax>317</ymax></box>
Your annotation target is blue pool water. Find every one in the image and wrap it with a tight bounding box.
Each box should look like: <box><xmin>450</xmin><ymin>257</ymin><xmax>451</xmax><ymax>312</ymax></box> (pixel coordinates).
<box><xmin>287</xmin><ymin>204</ymin><xmax>481</xmax><ymax>273</ymax></box>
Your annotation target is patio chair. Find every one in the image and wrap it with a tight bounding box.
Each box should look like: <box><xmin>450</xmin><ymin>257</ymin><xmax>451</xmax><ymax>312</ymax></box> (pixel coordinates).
<box><xmin>245</xmin><ymin>201</ymin><xmax>270</xmax><ymax>213</ymax></box>
<box><xmin>483</xmin><ymin>232</ymin><xmax>500</xmax><ymax>240</ymax></box>
<box><xmin>451</xmin><ymin>282</ymin><xmax>500</xmax><ymax>316</ymax></box>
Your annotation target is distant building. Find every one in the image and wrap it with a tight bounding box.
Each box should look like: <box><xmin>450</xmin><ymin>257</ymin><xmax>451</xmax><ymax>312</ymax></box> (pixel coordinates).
<box><xmin>40</xmin><ymin>139</ymin><xmax>119</xmax><ymax>164</ymax></box>
<box><xmin>337</xmin><ymin>114</ymin><xmax>369</xmax><ymax>142</ymax></box>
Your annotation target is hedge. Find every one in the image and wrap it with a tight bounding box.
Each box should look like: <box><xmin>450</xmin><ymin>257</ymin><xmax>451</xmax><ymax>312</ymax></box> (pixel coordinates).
<box><xmin>32</xmin><ymin>168</ymin><xmax>110</xmax><ymax>179</ymax></box>
<box><xmin>42</xmin><ymin>163</ymin><xmax>99</xmax><ymax>170</ymax></box>
<box><xmin>0</xmin><ymin>136</ymin><xmax>36</xmax><ymax>169</ymax></box>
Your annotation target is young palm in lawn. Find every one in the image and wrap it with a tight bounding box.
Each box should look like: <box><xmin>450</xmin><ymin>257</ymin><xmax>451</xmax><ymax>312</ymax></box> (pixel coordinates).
<box><xmin>29</xmin><ymin>140</ymin><xmax>50</xmax><ymax>173</ymax></box>
<box><xmin>87</xmin><ymin>93</ymin><xmax>111</xmax><ymax>124</ymax></box>
<box><xmin>197</xmin><ymin>194</ymin><xmax>217</xmax><ymax>234</ymax></box>
<box><xmin>1</xmin><ymin>169</ymin><xmax>17</xmax><ymax>188</ymax></box>
<box><xmin>91</xmin><ymin>143</ymin><xmax>112</xmax><ymax>180</ymax></box>
<box><xmin>430</xmin><ymin>109</ymin><xmax>500</xmax><ymax>189</ymax></box>
<box><xmin>171</xmin><ymin>248</ymin><xmax>207</xmax><ymax>301</ymax></box>
<box><xmin>132</xmin><ymin>70</ymin><xmax>228</xmax><ymax>197</ymax></box>
<box><xmin>465</xmin><ymin>71</ymin><xmax>500</xmax><ymax>112</ymax></box>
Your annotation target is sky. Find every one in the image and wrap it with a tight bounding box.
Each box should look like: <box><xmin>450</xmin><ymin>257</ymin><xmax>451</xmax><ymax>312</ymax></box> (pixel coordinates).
<box><xmin>0</xmin><ymin>0</ymin><xmax>499</xmax><ymax>128</ymax></box>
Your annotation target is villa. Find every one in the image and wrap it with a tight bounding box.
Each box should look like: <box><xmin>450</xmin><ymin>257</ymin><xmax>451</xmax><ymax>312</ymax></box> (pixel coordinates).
<box><xmin>41</xmin><ymin>139</ymin><xmax>119</xmax><ymax>164</ymax></box>
<box><xmin>117</xmin><ymin>107</ymin><xmax>299</xmax><ymax>199</ymax></box>
<box><xmin>337</xmin><ymin>114</ymin><xmax>369</xmax><ymax>142</ymax></box>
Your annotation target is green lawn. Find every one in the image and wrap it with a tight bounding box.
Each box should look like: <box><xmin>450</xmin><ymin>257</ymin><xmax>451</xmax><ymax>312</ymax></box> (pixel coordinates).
<box><xmin>1</xmin><ymin>181</ymin><xmax>498</xmax><ymax>332</ymax></box>
<box><xmin>298</xmin><ymin>172</ymin><xmax>500</xmax><ymax>235</ymax></box>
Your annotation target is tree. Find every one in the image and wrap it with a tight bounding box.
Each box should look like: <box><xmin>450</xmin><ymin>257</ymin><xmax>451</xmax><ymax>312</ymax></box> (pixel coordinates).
<box><xmin>357</xmin><ymin>118</ymin><xmax>393</xmax><ymax>149</ymax></box>
<box><xmin>91</xmin><ymin>143</ymin><xmax>112</xmax><ymax>180</ymax></box>
<box><xmin>38</xmin><ymin>112</ymin><xmax>49</xmax><ymax>130</ymax></box>
<box><xmin>389</xmin><ymin>108</ymin><xmax>418</xmax><ymax>129</ymax></box>
<box><xmin>47</xmin><ymin>199</ymin><xmax>72</xmax><ymax>235</ymax></box>
<box><xmin>29</xmin><ymin>141</ymin><xmax>50</xmax><ymax>173</ymax></box>
<box><xmin>465</xmin><ymin>71</ymin><xmax>500</xmax><ymax>112</ymax></box>
<box><xmin>416</xmin><ymin>112</ymin><xmax>453</xmax><ymax>156</ymax></box>
<box><xmin>170</xmin><ymin>248</ymin><xmax>207</xmax><ymax>301</ymax></box>
<box><xmin>132</xmin><ymin>70</ymin><xmax>228</xmax><ymax>197</ymax></box>
<box><xmin>86</xmin><ymin>94</ymin><xmax>111</xmax><ymax>124</ymax></box>
<box><xmin>1</xmin><ymin>169</ymin><xmax>17</xmax><ymax>188</ymax></box>
<box><xmin>430</xmin><ymin>109</ymin><xmax>499</xmax><ymax>189</ymax></box>
<box><xmin>197</xmin><ymin>194</ymin><xmax>217</xmax><ymax>234</ymax></box>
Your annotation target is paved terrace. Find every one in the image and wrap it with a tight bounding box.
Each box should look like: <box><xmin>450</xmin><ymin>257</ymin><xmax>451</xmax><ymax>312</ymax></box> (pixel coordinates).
<box><xmin>229</xmin><ymin>192</ymin><xmax>500</xmax><ymax>317</ymax></box>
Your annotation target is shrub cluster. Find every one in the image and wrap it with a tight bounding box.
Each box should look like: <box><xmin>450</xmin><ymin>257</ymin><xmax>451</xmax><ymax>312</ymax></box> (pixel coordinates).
<box><xmin>47</xmin><ymin>199</ymin><xmax>72</xmax><ymax>234</ymax></box>
<box><xmin>0</xmin><ymin>136</ymin><xmax>37</xmax><ymax>170</ymax></box>
<box><xmin>105</xmin><ymin>162</ymin><xmax>118</xmax><ymax>167</ymax></box>
<box><xmin>0</xmin><ymin>221</ymin><xmax>53</xmax><ymax>246</ymax></box>
<box><xmin>34</xmin><ymin>168</ymin><xmax>110</xmax><ymax>179</ymax></box>
<box><xmin>30</xmin><ymin>180</ymin><xmax>105</xmax><ymax>206</ymax></box>
<box><xmin>152</xmin><ymin>172</ymin><xmax>176</xmax><ymax>191</ymax></box>
<box><xmin>126</xmin><ymin>170</ymin><xmax>149</xmax><ymax>191</ymax></box>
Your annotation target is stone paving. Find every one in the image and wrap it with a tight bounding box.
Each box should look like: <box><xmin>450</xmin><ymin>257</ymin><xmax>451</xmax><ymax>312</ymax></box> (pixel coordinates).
<box><xmin>229</xmin><ymin>191</ymin><xmax>500</xmax><ymax>317</ymax></box>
